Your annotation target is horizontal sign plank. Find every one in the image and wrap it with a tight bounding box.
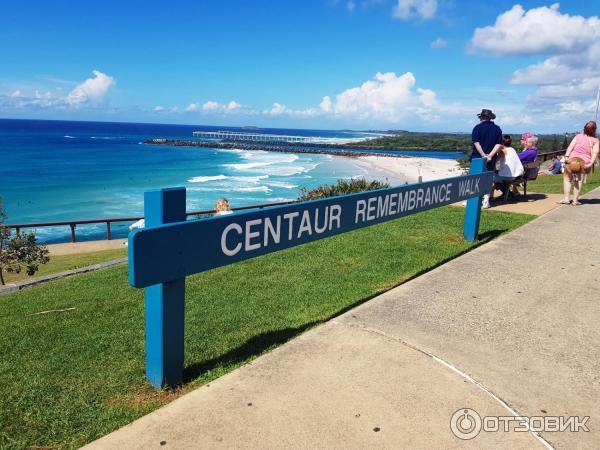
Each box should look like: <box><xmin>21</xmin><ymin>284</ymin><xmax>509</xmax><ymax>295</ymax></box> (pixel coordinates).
<box><xmin>129</xmin><ymin>173</ymin><xmax>492</xmax><ymax>288</ymax></box>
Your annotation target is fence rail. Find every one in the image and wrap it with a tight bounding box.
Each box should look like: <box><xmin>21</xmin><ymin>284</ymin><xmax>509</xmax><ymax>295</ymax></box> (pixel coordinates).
<box><xmin>537</xmin><ymin>149</ymin><xmax>566</xmax><ymax>162</ymax></box>
<box><xmin>5</xmin><ymin>200</ymin><xmax>297</xmax><ymax>243</ymax></box>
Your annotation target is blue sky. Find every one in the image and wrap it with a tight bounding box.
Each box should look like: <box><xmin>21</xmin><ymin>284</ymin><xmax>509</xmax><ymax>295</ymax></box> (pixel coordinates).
<box><xmin>1</xmin><ymin>1</ymin><xmax>598</xmax><ymax>132</ymax></box>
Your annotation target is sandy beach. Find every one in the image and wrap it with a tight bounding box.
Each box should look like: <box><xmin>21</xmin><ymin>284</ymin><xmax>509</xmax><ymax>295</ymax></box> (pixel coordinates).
<box><xmin>353</xmin><ymin>155</ymin><xmax>462</xmax><ymax>185</ymax></box>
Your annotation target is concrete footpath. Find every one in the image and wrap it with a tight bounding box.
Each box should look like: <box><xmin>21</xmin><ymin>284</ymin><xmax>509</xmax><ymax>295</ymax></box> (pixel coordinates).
<box><xmin>85</xmin><ymin>189</ymin><xmax>600</xmax><ymax>450</ymax></box>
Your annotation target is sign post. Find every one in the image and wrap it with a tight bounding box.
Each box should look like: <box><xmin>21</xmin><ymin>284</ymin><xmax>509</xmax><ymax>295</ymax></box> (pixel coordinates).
<box><xmin>463</xmin><ymin>158</ymin><xmax>485</xmax><ymax>241</ymax></box>
<box><xmin>142</xmin><ymin>188</ymin><xmax>187</xmax><ymax>388</ymax></box>
<box><xmin>130</xmin><ymin>172</ymin><xmax>492</xmax><ymax>389</ymax></box>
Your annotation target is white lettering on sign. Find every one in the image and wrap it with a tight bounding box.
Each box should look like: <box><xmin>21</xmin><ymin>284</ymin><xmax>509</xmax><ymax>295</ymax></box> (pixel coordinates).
<box><xmin>220</xmin><ymin>179</ymin><xmax>466</xmax><ymax>258</ymax></box>
<box><xmin>220</xmin><ymin>204</ymin><xmax>343</xmax><ymax>257</ymax></box>
<box><xmin>354</xmin><ymin>183</ymin><xmax>454</xmax><ymax>224</ymax></box>
<box><xmin>458</xmin><ymin>178</ymin><xmax>480</xmax><ymax>196</ymax></box>
<box><xmin>222</xmin><ymin>223</ymin><xmax>243</xmax><ymax>256</ymax></box>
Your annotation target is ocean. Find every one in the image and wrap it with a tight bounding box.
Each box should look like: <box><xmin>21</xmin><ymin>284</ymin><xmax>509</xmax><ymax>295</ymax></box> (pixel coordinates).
<box><xmin>0</xmin><ymin>119</ymin><xmax>462</xmax><ymax>243</ymax></box>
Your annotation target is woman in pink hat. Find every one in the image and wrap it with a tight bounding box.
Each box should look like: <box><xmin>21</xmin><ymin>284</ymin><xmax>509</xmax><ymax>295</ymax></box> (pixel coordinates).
<box><xmin>520</xmin><ymin>132</ymin><xmax>534</xmax><ymax>149</ymax></box>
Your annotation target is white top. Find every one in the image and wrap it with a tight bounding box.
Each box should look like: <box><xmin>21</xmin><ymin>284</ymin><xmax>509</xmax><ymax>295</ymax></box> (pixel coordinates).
<box><xmin>130</xmin><ymin>218</ymin><xmax>145</xmax><ymax>229</ymax></box>
<box><xmin>497</xmin><ymin>146</ymin><xmax>524</xmax><ymax>178</ymax></box>
<box><xmin>215</xmin><ymin>210</ymin><xmax>233</xmax><ymax>216</ymax></box>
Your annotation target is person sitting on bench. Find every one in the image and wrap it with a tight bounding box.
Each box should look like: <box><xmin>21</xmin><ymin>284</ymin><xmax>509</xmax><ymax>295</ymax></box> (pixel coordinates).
<box><xmin>518</xmin><ymin>135</ymin><xmax>539</xmax><ymax>165</ymax></box>
<box><xmin>492</xmin><ymin>135</ymin><xmax>524</xmax><ymax>201</ymax></box>
<box><xmin>510</xmin><ymin>135</ymin><xmax>539</xmax><ymax>195</ymax></box>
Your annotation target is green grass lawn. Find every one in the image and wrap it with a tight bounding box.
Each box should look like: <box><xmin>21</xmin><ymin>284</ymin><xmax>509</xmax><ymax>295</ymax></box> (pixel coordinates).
<box><xmin>2</xmin><ymin>248</ymin><xmax>127</xmax><ymax>284</ymax></box>
<box><xmin>527</xmin><ymin>168</ymin><xmax>600</xmax><ymax>194</ymax></box>
<box><xmin>0</xmin><ymin>207</ymin><xmax>533</xmax><ymax>449</ymax></box>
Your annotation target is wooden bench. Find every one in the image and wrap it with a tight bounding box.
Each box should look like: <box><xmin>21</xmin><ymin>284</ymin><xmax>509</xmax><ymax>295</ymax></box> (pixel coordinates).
<box><xmin>502</xmin><ymin>161</ymin><xmax>540</xmax><ymax>201</ymax></box>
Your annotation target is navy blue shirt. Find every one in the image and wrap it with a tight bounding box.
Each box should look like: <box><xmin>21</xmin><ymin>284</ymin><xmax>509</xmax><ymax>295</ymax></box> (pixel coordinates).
<box><xmin>471</xmin><ymin>121</ymin><xmax>502</xmax><ymax>160</ymax></box>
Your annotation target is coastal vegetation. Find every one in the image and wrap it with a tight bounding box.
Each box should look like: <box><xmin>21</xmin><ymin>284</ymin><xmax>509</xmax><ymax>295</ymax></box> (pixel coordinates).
<box><xmin>0</xmin><ymin>197</ymin><xmax>49</xmax><ymax>285</ymax></box>
<box><xmin>297</xmin><ymin>178</ymin><xmax>389</xmax><ymax>201</ymax></box>
<box><xmin>0</xmin><ymin>206</ymin><xmax>533</xmax><ymax>449</ymax></box>
<box><xmin>356</xmin><ymin>132</ymin><xmax>574</xmax><ymax>153</ymax></box>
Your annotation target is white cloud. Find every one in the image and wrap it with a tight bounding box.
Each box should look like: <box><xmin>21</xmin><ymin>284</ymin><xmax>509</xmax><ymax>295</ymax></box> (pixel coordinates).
<box><xmin>65</xmin><ymin>70</ymin><xmax>115</xmax><ymax>106</ymax></box>
<box><xmin>153</xmin><ymin>105</ymin><xmax>165</xmax><ymax>112</ymax></box>
<box><xmin>202</xmin><ymin>101</ymin><xmax>220</xmax><ymax>111</ymax></box>
<box><xmin>194</xmin><ymin>100</ymin><xmax>245</xmax><ymax>113</ymax></box>
<box><xmin>261</xmin><ymin>102</ymin><xmax>320</xmax><ymax>118</ymax></box>
<box><xmin>10</xmin><ymin>90</ymin><xmax>21</xmax><ymax>97</ymax></box>
<box><xmin>392</xmin><ymin>0</ymin><xmax>437</xmax><ymax>21</ymax></box>
<box><xmin>346</xmin><ymin>1</ymin><xmax>355</xmax><ymax>12</ymax></box>
<box><xmin>264</xmin><ymin>102</ymin><xmax>287</xmax><ymax>116</ymax></box>
<box><xmin>501</xmin><ymin>114</ymin><xmax>533</xmax><ymax>127</ymax></box>
<box><xmin>430</xmin><ymin>37</ymin><xmax>447</xmax><ymax>49</ymax></box>
<box><xmin>471</xmin><ymin>4</ymin><xmax>600</xmax><ymax>125</ymax></box>
<box><xmin>321</xmin><ymin>71</ymin><xmax>437</xmax><ymax>122</ymax></box>
<box><xmin>225</xmin><ymin>100</ymin><xmax>241</xmax><ymax>111</ymax></box>
<box><xmin>320</xmin><ymin>96</ymin><xmax>333</xmax><ymax>112</ymax></box>
<box><xmin>470</xmin><ymin>4</ymin><xmax>600</xmax><ymax>55</ymax></box>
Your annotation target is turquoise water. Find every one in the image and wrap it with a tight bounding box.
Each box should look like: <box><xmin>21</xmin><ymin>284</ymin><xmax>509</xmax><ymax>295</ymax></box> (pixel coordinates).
<box><xmin>0</xmin><ymin>120</ymin><xmax>387</xmax><ymax>242</ymax></box>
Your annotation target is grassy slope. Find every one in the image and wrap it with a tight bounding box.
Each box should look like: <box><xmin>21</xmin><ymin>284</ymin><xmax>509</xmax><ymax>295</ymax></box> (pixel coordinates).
<box><xmin>2</xmin><ymin>248</ymin><xmax>127</xmax><ymax>284</ymax></box>
<box><xmin>527</xmin><ymin>169</ymin><xmax>600</xmax><ymax>194</ymax></box>
<box><xmin>0</xmin><ymin>207</ymin><xmax>533</xmax><ymax>449</ymax></box>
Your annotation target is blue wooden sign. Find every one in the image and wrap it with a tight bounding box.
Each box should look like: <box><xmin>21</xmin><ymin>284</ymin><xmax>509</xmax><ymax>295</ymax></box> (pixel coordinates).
<box><xmin>130</xmin><ymin>158</ymin><xmax>490</xmax><ymax>388</ymax></box>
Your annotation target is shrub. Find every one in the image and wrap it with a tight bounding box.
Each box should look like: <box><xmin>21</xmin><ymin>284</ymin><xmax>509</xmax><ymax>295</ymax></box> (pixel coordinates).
<box><xmin>297</xmin><ymin>178</ymin><xmax>389</xmax><ymax>201</ymax></box>
<box><xmin>0</xmin><ymin>196</ymin><xmax>50</xmax><ymax>285</ymax></box>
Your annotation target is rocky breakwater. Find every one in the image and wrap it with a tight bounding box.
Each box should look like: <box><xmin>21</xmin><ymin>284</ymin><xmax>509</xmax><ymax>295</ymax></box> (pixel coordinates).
<box><xmin>144</xmin><ymin>139</ymin><xmax>406</xmax><ymax>158</ymax></box>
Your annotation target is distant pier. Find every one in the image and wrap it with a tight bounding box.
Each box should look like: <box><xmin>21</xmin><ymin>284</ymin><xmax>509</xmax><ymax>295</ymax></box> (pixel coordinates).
<box><xmin>193</xmin><ymin>131</ymin><xmax>321</xmax><ymax>144</ymax></box>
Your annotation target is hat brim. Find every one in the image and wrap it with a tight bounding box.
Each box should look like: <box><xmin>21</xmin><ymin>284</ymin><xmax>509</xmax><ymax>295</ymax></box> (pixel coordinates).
<box><xmin>477</xmin><ymin>113</ymin><xmax>496</xmax><ymax>120</ymax></box>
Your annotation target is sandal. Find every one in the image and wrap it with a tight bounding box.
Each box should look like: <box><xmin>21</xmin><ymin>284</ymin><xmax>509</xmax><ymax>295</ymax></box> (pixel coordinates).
<box><xmin>572</xmin><ymin>201</ymin><xmax>582</xmax><ymax>206</ymax></box>
<box><xmin>557</xmin><ymin>200</ymin><xmax>571</xmax><ymax>204</ymax></box>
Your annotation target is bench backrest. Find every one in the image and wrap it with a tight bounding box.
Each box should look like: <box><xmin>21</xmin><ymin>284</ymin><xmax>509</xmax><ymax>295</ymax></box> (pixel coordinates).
<box><xmin>524</xmin><ymin>161</ymin><xmax>540</xmax><ymax>181</ymax></box>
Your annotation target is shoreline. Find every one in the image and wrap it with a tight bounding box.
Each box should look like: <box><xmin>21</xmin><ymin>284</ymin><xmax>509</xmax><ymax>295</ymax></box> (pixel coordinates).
<box><xmin>351</xmin><ymin>155</ymin><xmax>462</xmax><ymax>185</ymax></box>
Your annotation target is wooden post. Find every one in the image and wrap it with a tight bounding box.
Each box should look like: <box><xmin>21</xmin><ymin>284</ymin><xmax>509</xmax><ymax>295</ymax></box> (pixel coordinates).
<box><xmin>463</xmin><ymin>158</ymin><xmax>486</xmax><ymax>241</ymax></box>
<box><xmin>143</xmin><ymin>188</ymin><xmax>187</xmax><ymax>388</ymax></box>
<box><xmin>106</xmin><ymin>222</ymin><xmax>112</xmax><ymax>240</ymax></box>
<box><xmin>70</xmin><ymin>224</ymin><xmax>76</xmax><ymax>243</ymax></box>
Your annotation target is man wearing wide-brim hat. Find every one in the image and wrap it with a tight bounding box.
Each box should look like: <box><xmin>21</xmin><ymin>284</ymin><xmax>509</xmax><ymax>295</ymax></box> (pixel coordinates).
<box><xmin>471</xmin><ymin>108</ymin><xmax>503</xmax><ymax>208</ymax></box>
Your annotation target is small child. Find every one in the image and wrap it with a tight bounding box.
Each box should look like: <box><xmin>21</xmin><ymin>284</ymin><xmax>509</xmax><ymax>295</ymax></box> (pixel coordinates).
<box><xmin>215</xmin><ymin>198</ymin><xmax>233</xmax><ymax>216</ymax></box>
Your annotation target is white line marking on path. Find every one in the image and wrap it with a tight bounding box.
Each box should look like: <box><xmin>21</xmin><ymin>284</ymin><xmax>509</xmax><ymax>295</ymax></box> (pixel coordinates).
<box><xmin>331</xmin><ymin>320</ymin><xmax>555</xmax><ymax>450</ymax></box>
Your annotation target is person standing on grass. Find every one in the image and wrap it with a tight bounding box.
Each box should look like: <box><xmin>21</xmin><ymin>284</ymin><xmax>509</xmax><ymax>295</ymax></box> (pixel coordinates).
<box><xmin>559</xmin><ymin>121</ymin><xmax>599</xmax><ymax>206</ymax></box>
<box><xmin>471</xmin><ymin>108</ymin><xmax>503</xmax><ymax>208</ymax></box>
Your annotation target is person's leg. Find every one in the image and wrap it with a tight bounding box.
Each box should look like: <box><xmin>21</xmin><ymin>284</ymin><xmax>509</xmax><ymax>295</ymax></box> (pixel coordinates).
<box><xmin>561</xmin><ymin>172</ymin><xmax>573</xmax><ymax>203</ymax></box>
<box><xmin>572</xmin><ymin>175</ymin><xmax>583</xmax><ymax>204</ymax></box>
<box><xmin>495</xmin><ymin>180</ymin><xmax>507</xmax><ymax>199</ymax></box>
<box><xmin>482</xmin><ymin>193</ymin><xmax>490</xmax><ymax>208</ymax></box>
<box><xmin>482</xmin><ymin>160</ymin><xmax>497</xmax><ymax>207</ymax></box>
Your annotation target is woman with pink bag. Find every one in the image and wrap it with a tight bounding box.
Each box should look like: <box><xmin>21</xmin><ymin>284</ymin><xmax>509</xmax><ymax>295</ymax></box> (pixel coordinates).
<box><xmin>559</xmin><ymin>121</ymin><xmax>599</xmax><ymax>205</ymax></box>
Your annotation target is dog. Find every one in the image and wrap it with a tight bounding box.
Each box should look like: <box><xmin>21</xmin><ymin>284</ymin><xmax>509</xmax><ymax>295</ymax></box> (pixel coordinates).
<box><xmin>566</xmin><ymin>157</ymin><xmax>585</xmax><ymax>182</ymax></box>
